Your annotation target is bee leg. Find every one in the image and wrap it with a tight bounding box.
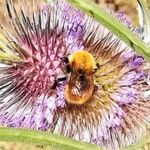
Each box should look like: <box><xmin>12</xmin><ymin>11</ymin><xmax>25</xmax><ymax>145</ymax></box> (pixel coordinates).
<box><xmin>96</xmin><ymin>63</ymin><xmax>100</xmax><ymax>69</ymax></box>
<box><xmin>94</xmin><ymin>85</ymin><xmax>99</xmax><ymax>91</ymax></box>
<box><xmin>58</xmin><ymin>77</ymin><xmax>68</xmax><ymax>82</ymax></box>
<box><xmin>52</xmin><ymin>80</ymin><xmax>58</xmax><ymax>89</ymax></box>
<box><xmin>93</xmin><ymin>63</ymin><xmax>100</xmax><ymax>73</ymax></box>
<box><xmin>66</xmin><ymin>64</ymin><xmax>71</xmax><ymax>73</ymax></box>
<box><xmin>52</xmin><ymin>77</ymin><xmax>68</xmax><ymax>89</ymax></box>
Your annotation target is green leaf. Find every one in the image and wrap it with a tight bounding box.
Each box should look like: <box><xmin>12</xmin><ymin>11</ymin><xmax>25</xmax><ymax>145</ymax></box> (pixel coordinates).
<box><xmin>0</xmin><ymin>127</ymin><xmax>101</xmax><ymax>150</ymax></box>
<box><xmin>0</xmin><ymin>127</ymin><xmax>149</xmax><ymax>150</ymax></box>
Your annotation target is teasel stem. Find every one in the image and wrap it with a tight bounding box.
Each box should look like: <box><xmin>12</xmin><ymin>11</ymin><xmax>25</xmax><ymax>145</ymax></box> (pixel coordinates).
<box><xmin>137</xmin><ymin>0</ymin><xmax>150</xmax><ymax>45</ymax></box>
<box><xmin>63</xmin><ymin>0</ymin><xmax>150</xmax><ymax>62</ymax></box>
<box><xmin>0</xmin><ymin>127</ymin><xmax>149</xmax><ymax>150</ymax></box>
<box><xmin>0</xmin><ymin>127</ymin><xmax>101</xmax><ymax>150</ymax></box>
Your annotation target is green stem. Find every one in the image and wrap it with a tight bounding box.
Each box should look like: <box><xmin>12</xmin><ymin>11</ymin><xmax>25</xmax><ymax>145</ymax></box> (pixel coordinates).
<box><xmin>0</xmin><ymin>127</ymin><xmax>149</xmax><ymax>150</ymax></box>
<box><xmin>137</xmin><ymin>0</ymin><xmax>150</xmax><ymax>43</ymax></box>
<box><xmin>0</xmin><ymin>127</ymin><xmax>101</xmax><ymax>150</ymax></box>
<box><xmin>66</xmin><ymin>0</ymin><xmax>150</xmax><ymax>62</ymax></box>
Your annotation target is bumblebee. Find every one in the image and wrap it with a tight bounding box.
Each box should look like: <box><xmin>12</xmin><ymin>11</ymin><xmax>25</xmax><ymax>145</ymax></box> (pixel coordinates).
<box><xmin>53</xmin><ymin>50</ymin><xmax>99</xmax><ymax>105</ymax></box>
<box><xmin>64</xmin><ymin>50</ymin><xmax>98</xmax><ymax>105</ymax></box>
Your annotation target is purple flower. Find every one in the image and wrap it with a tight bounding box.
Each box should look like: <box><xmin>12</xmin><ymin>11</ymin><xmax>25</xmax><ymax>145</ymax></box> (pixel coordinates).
<box><xmin>117</xmin><ymin>11</ymin><xmax>133</xmax><ymax>28</ymax></box>
<box><xmin>111</xmin><ymin>87</ymin><xmax>137</xmax><ymax>104</ymax></box>
<box><xmin>0</xmin><ymin>0</ymin><xmax>150</xmax><ymax>150</ymax></box>
<box><xmin>128</xmin><ymin>55</ymin><xmax>144</xmax><ymax>68</ymax></box>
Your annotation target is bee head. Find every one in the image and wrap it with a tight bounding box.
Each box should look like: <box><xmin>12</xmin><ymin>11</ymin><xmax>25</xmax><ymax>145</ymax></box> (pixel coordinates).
<box><xmin>62</xmin><ymin>50</ymin><xmax>99</xmax><ymax>75</ymax></box>
<box><xmin>68</xmin><ymin>50</ymin><xmax>96</xmax><ymax>74</ymax></box>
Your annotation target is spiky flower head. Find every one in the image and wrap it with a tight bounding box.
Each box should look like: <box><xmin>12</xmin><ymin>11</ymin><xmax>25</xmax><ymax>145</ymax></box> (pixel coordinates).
<box><xmin>0</xmin><ymin>0</ymin><xmax>150</xmax><ymax>149</ymax></box>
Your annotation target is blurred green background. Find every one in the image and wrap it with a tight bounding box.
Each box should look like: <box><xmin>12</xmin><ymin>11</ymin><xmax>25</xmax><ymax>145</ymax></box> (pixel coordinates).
<box><xmin>0</xmin><ymin>0</ymin><xmax>150</xmax><ymax>150</ymax></box>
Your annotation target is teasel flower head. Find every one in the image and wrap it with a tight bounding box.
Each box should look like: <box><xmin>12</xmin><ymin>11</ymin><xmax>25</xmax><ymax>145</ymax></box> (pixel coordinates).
<box><xmin>0</xmin><ymin>0</ymin><xmax>150</xmax><ymax>149</ymax></box>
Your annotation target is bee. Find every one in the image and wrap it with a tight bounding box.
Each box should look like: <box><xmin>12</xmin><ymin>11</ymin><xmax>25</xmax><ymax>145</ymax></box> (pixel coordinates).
<box><xmin>64</xmin><ymin>50</ymin><xmax>98</xmax><ymax>105</ymax></box>
<box><xmin>52</xmin><ymin>50</ymin><xmax>99</xmax><ymax>105</ymax></box>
